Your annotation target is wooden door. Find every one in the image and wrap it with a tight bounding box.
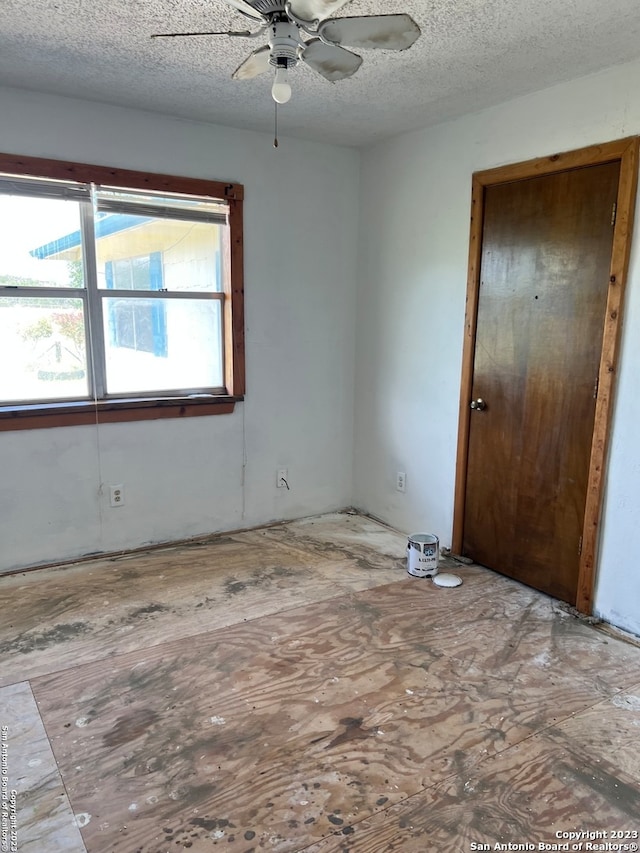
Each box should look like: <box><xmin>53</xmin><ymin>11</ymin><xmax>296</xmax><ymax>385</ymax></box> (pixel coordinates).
<box><xmin>462</xmin><ymin>163</ymin><xmax>620</xmax><ymax>604</ymax></box>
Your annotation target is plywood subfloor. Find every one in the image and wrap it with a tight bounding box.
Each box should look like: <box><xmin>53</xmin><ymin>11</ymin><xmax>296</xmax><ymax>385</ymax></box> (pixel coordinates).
<box><xmin>1</xmin><ymin>512</ymin><xmax>639</xmax><ymax>852</ymax></box>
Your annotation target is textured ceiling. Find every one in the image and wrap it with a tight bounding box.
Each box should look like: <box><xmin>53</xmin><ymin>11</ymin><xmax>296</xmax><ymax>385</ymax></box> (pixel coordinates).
<box><xmin>2</xmin><ymin>0</ymin><xmax>640</xmax><ymax>147</ymax></box>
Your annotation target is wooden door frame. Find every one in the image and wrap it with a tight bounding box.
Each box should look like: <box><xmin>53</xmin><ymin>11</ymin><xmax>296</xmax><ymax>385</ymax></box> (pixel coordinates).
<box><xmin>452</xmin><ymin>137</ymin><xmax>639</xmax><ymax>613</ymax></box>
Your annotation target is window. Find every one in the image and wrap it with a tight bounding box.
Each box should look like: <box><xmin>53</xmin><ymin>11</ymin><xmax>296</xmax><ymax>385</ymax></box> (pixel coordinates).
<box><xmin>0</xmin><ymin>154</ymin><xmax>244</xmax><ymax>430</ymax></box>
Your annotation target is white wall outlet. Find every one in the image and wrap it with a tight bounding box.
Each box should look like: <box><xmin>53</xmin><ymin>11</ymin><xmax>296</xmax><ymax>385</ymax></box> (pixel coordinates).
<box><xmin>276</xmin><ymin>468</ymin><xmax>289</xmax><ymax>489</ymax></box>
<box><xmin>109</xmin><ymin>484</ymin><xmax>125</xmax><ymax>507</ymax></box>
<box><xmin>396</xmin><ymin>471</ymin><xmax>406</xmax><ymax>492</ymax></box>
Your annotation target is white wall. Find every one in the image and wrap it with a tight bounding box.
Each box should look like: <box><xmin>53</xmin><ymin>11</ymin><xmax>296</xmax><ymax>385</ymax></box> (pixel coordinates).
<box><xmin>0</xmin><ymin>86</ymin><xmax>360</xmax><ymax>570</ymax></box>
<box><xmin>3</xmin><ymin>59</ymin><xmax>640</xmax><ymax>636</ymax></box>
<box><xmin>354</xmin><ymin>57</ymin><xmax>640</xmax><ymax>636</ymax></box>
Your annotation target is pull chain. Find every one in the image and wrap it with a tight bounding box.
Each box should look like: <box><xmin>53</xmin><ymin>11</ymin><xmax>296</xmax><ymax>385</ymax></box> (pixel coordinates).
<box><xmin>273</xmin><ymin>101</ymin><xmax>279</xmax><ymax>148</ymax></box>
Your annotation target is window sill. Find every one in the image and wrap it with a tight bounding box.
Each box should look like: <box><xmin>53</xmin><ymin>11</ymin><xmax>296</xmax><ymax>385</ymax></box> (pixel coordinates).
<box><xmin>0</xmin><ymin>395</ymin><xmax>243</xmax><ymax>431</ymax></box>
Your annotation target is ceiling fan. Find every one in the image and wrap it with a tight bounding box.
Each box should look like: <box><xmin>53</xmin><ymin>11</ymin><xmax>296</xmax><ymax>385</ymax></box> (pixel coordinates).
<box><xmin>152</xmin><ymin>1</ymin><xmax>421</xmax><ymax>105</ymax></box>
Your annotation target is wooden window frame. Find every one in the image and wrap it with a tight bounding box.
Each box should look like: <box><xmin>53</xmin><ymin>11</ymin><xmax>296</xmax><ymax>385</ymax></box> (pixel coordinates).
<box><xmin>452</xmin><ymin>137</ymin><xmax>639</xmax><ymax>614</ymax></box>
<box><xmin>0</xmin><ymin>153</ymin><xmax>245</xmax><ymax>431</ymax></box>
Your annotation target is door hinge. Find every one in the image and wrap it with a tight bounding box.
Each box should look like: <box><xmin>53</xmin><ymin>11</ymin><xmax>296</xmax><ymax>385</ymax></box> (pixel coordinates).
<box><xmin>611</xmin><ymin>202</ymin><xmax>617</xmax><ymax>226</ymax></box>
<box><xmin>593</xmin><ymin>375</ymin><xmax>599</xmax><ymax>399</ymax></box>
<box><xmin>578</xmin><ymin>536</ymin><xmax>583</xmax><ymax>556</ymax></box>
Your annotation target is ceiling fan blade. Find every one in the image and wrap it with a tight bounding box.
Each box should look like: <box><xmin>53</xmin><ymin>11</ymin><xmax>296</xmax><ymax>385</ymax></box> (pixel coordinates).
<box><xmin>151</xmin><ymin>30</ymin><xmax>253</xmax><ymax>38</ymax></box>
<box><xmin>232</xmin><ymin>44</ymin><xmax>272</xmax><ymax>79</ymax></box>
<box><xmin>289</xmin><ymin>0</ymin><xmax>352</xmax><ymax>24</ymax></box>
<box><xmin>302</xmin><ymin>38</ymin><xmax>362</xmax><ymax>82</ymax></box>
<box><xmin>221</xmin><ymin>0</ymin><xmax>264</xmax><ymax>19</ymax></box>
<box><xmin>319</xmin><ymin>14</ymin><xmax>420</xmax><ymax>50</ymax></box>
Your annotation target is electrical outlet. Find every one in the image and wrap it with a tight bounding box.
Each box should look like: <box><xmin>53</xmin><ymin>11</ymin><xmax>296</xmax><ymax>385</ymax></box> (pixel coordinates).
<box><xmin>276</xmin><ymin>468</ymin><xmax>289</xmax><ymax>489</ymax></box>
<box><xmin>396</xmin><ymin>471</ymin><xmax>406</xmax><ymax>492</ymax></box>
<box><xmin>109</xmin><ymin>484</ymin><xmax>125</xmax><ymax>507</ymax></box>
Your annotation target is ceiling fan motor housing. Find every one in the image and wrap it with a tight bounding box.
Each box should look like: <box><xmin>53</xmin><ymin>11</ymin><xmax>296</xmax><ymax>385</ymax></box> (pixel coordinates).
<box><xmin>250</xmin><ymin>0</ymin><xmax>288</xmax><ymax>14</ymax></box>
<box><xmin>269</xmin><ymin>20</ymin><xmax>301</xmax><ymax>68</ymax></box>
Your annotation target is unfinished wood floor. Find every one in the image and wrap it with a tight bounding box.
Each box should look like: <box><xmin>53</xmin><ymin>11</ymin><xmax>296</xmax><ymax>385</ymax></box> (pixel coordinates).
<box><xmin>1</xmin><ymin>513</ymin><xmax>640</xmax><ymax>853</ymax></box>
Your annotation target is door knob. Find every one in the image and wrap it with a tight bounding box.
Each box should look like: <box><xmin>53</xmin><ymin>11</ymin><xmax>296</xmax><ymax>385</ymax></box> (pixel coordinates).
<box><xmin>470</xmin><ymin>398</ymin><xmax>486</xmax><ymax>411</ymax></box>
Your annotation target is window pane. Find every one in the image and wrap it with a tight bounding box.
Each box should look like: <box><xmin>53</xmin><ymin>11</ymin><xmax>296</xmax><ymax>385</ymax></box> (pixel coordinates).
<box><xmin>0</xmin><ymin>297</ymin><xmax>89</xmax><ymax>401</ymax></box>
<box><xmin>95</xmin><ymin>214</ymin><xmax>223</xmax><ymax>292</ymax></box>
<box><xmin>0</xmin><ymin>194</ymin><xmax>85</xmax><ymax>288</ymax></box>
<box><xmin>102</xmin><ymin>297</ymin><xmax>223</xmax><ymax>394</ymax></box>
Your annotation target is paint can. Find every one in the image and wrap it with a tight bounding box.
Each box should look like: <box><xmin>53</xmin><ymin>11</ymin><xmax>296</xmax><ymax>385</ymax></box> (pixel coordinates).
<box><xmin>407</xmin><ymin>533</ymin><xmax>439</xmax><ymax>578</ymax></box>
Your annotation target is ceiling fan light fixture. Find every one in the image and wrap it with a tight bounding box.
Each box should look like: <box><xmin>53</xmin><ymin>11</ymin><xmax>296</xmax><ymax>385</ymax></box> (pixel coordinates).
<box><xmin>272</xmin><ymin>64</ymin><xmax>292</xmax><ymax>103</ymax></box>
<box><xmin>152</xmin><ymin>3</ymin><xmax>422</xmax><ymax>116</ymax></box>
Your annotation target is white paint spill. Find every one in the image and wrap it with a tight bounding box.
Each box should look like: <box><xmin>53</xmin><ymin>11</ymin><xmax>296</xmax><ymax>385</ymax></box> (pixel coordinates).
<box><xmin>405</xmin><ymin>689</ymin><xmax>414</xmax><ymax>695</ymax></box>
<box><xmin>128</xmin><ymin>804</ymin><xmax>138</xmax><ymax>812</ymax></box>
<box><xmin>75</xmin><ymin>717</ymin><xmax>89</xmax><ymax>727</ymax></box>
<box><xmin>533</xmin><ymin>651</ymin><xmax>552</xmax><ymax>668</ymax></box>
<box><xmin>209</xmin><ymin>716</ymin><xmax>226</xmax><ymax>725</ymax></box>
<box><xmin>74</xmin><ymin>813</ymin><xmax>92</xmax><ymax>828</ymax></box>
<box><xmin>612</xmin><ymin>694</ymin><xmax>640</xmax><ymax>711</ymax></box>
